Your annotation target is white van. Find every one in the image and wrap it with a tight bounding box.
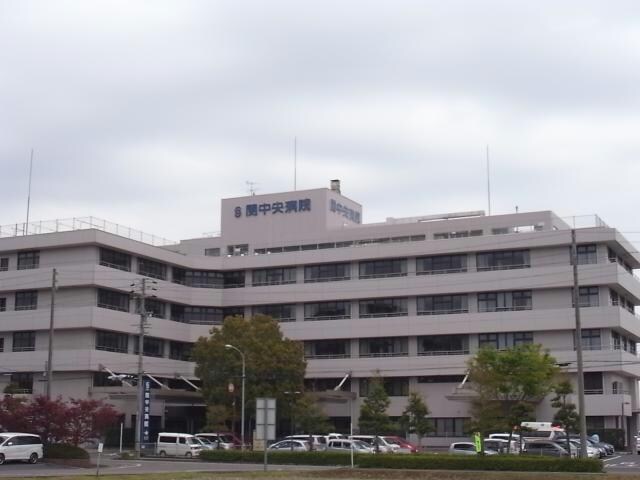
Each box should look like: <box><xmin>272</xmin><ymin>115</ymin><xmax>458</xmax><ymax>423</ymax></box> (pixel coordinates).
<box><xmin>0</xmin><ymin>433</ymin><xmax>43</xmax><ymax>464</ymax></box>
<box><xmin>520</xmin><ymin>422</ymin><xmax>565</xmax><ymax>441</ymax></box>
<box><xmin>156</xmin><ymin>433</ymin><xmax>203</xmax><ymax>457</ymax></box>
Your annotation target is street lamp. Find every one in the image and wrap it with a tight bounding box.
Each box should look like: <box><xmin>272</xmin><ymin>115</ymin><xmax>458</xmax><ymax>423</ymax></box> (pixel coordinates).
<box><xmin>225</xmin><ymin>344</ymin><xmax>246</xmax><ymax>450</ymax></box>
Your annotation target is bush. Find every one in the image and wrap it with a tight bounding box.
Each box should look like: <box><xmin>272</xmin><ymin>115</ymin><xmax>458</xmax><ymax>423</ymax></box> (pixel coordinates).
<box><xmin>200</xmin><ymin>449</ymin><xmax>355</xmax><ymax>466</ymax></box>
<box><xmin>357</xmin><ymin>454</ymin><xmax>603</xmax><ymax>473</ymax></box>
<box><xmin>44</xmin><ymin>443</ymin><xmax>90</xmax><ymax>460</ymax></box>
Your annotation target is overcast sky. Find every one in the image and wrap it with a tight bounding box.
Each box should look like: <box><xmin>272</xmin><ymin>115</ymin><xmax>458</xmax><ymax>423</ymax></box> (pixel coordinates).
<box><xmin>2</xmin><ymin>1</ymin><xmax>639</xmax><ymax>244</ymax></box>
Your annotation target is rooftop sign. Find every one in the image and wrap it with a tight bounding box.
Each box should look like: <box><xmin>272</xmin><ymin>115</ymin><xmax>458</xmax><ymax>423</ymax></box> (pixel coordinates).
<box><xmin>234</xmin><ymin>198</ymin><xmax>312</xmax><ymax>218</ymax></box>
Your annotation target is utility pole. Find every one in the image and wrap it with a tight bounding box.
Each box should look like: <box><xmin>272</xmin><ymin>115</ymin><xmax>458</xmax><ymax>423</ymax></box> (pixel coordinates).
<box><xmin>46</xmin><ymin>268</ymin><xmax>57</xmax><ymax>399</ymax></box>
<box><xmin>132</xmin><ymin>278</ymin><xmax>152</xmax><ymax>458</ymax></box>
<box><xmin>571</xmin><ymin>229</ymin><xmax>588</xmax><ymax>458</ymax></box>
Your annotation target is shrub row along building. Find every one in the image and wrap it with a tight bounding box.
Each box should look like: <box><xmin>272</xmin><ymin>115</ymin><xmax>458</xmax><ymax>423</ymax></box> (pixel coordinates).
<box><xmin>0</xmin><ymin>181</ymin><xmax>638</xmax><ymax>447</ymax></box>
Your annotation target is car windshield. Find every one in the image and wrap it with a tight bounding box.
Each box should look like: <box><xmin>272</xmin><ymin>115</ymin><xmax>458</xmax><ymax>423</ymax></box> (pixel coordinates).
<box><xmin>187</xmin><ymin>438</ymin><xmax>200</xmax><ymax>445</ymax></box>
<box><xmin>383</xmin><ymin>437</ymin><xmax>402</xmax><ymax>445</ymax></box>
<box><xmin>353</xmin><ymin>440</ymin><xmax>369</xmax><ymax>449</ymax></box>
<box><xmin>0</xmin><ymin>436</ymin><xmax>7</xmax><ymax>445</ymax></box>
<box><xmin>219</xmin><ymin>435</ymin><xmax>234</xmax><ymax>443</ymax></box>
<box><xmin>198</xmin><ymin>438</ymin><xmax>213</xmax><ymax>445</ymax></box>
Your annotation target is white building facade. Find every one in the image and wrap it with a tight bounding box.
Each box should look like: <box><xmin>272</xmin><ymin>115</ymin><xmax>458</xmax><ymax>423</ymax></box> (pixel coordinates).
<box><xmin>0</xmin><ymin>183</ymin><xmax>639</xmax><ymax>447</ymax></box>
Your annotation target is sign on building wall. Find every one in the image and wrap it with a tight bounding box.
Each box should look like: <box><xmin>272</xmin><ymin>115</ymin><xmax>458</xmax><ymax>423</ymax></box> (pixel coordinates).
<box><xmin>234</xmin><ymin>199</ymin><xmax>312</xmax><ymax>218</ymax></box>
<box><xmin>329</xmin><ymin>199</ymin><xmax>361</xmax><ymax>224</ymax></box>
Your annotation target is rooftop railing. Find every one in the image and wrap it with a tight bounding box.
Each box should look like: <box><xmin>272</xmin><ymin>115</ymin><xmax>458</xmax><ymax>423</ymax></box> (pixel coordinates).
<box><xmin>0</xmin><ymin>216</ymin><xmax>176</xmax><ymax>247</ymax></box>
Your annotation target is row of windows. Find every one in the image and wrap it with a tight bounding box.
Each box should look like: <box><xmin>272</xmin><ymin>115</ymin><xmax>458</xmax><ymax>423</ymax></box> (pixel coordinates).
<box><xmin>95</xmin><ymin>330</ymin><xmax>193</xmax><ymax>360</ymax></box>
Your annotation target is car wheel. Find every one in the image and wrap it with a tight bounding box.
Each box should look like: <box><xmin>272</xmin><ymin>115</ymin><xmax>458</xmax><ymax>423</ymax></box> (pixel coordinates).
<box><xmin>159</xmin><ymin>450</ymin><xmax>167</xmax><ymax>457</ymax></box>
<box><xmin>28</xmin><ymin>453</ymin><xmax>38</xmax><ymax>464</ymax></box>
<box><xmin>0</xmin><ymin>454</ymin><xmax>4</xmax><ymax>465</ymax></box>
<box><xmin>185</xmin><ymin>452</ymin><xmax>193</xmax><ymax>458</ymax></box>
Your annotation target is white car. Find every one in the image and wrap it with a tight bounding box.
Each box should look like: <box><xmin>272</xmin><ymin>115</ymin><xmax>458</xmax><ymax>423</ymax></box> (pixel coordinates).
<box><xmin>448</xmin><ymin>442</ymin><xmax>498</xmax><ymax>456</ymax></box>
<box><xmin>349</xmin><ymin>435</ymin><xmax>398</xmax><ymax>453</ymax></box>
<box><xmin>0</xmin><ymin>433</ymin><xmax>43</xmax><ymax>465</ymax></box>
<box><xmin>285</xmin><ymin>435</ymin><xmax>327</xmax><ymax>451</ymax></box>
<box><xmin>156</xmin><ymin>433</ymin><xmax>203</xmax><ymax>457</ymax></box>
<box><xmin>326</xmin><ymin>439</ymin><xmax>374</xmax><ymax>454</ymax></box>
<box><xmin>268</xmin><ymin>439</ymin><xmax>310</xmax><ymax>452</ymax></box>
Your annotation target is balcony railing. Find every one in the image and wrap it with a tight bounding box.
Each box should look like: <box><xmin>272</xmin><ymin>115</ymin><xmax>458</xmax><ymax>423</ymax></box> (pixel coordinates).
<box><xmin>305</xmin><ymin>353</ymin><xmax>350</xmax><ymax>359</ymax></box>
<box><xmin>417</xmin><ymin>308</ymin><xmax>469</xmax><ymax>316</ymax></box>
<box><xmin>418</xmin><ymin>349</ymin><xmax>469</xmax><ymax>356</ymax></box>
<box><xmin>99</xmin><ymin>261</ymin><xmax>131</xmax><ymax>272</ymax></box>
<box><xmin>359</xmin><ymin>312</ymin><xmax>408</xmax><ymax>318</ymax></box>
<box><xmin>304</xmin><ymin>276</ymin><xmax>351</xmax><ymax>283</ymax></box>
<box><xmin>304</xmin><ymin>315</ymin><xmax>350</xmax><ymax>321</ymax></box>
<box><xmin>359</xmin><ymin>351</ymin><xmax>408</xmax><ymax>358</ymax></box>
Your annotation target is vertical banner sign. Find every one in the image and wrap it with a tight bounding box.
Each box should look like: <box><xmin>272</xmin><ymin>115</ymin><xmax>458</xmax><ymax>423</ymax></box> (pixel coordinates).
<box><xmin>140</xmin><ymin>380</ymin><xmax>151</xmax><ymax>448</ymax></box>
<box><xmin>473</xmin><ymin>432</ymin><xmax>482</xmax><ymax>453</ymax></box>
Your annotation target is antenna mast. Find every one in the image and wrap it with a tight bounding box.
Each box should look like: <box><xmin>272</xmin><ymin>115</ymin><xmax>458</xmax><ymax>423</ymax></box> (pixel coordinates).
<box><xmin>293</xmin><ymin>136</ymin><xmax>297</xmax><ymax>191</ymax></box>
<box><xmin>25</xmin><ymin>149</ymin><xmax>34</xmax><ymax>235</ymax></box>
<box><xmin>486</xmin><ymin>145</ymin><xmax>491</xmax><ymax>216</ymax></box>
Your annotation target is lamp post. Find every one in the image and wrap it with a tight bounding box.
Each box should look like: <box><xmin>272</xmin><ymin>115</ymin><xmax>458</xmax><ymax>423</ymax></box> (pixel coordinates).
<box><xmin>225</xmin><ymin>344</ymin><xmax>246</xmax><ymax>450</ymax></box>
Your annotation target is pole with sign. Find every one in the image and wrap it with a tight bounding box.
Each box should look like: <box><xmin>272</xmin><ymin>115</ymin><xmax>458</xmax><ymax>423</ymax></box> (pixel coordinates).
<box><xmin>255</xmin><ymin>398</ymin><xmax>276</xmax><ymax>471</ymax></box>
<box><xmin>140</xmin><ymin>380</ymin><xmax>151</xmax><ymax>453</ymax></box>
<box><xmin>96</xmin><ymin>442</ymin><xmax>103</xmax><ymax>477</ymax></box>
<box><xmin>473</xmin><ymin>432</ymin><xmax>482</xmax><ymax>454</ymax></box>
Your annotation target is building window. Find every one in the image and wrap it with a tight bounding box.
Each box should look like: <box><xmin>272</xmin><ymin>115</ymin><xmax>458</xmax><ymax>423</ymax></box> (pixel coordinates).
<box><xmin>584</xmin><ymin>372</ymin><xmax>603</xmax><ymax>395</ymax></box>
<box><xmin>17</xmin><ymin>251</ymin><xmax>39</xmax><ymax>270</ymax></box>
<box><xmin>169</xmin><ymin>341</ymin><xmax>193</xmax><ymax>361</ymax></box>
<box><xmin>0</xmin><ymin>258</ymin><xmax>8</xmax><ymax>271</ymax></box>
<box><xmin>304</xmin><ymin>378</ymin><xmax>351</xmax><ymax>392</ymax></box>
<box><xmin>418</xmin><ymin>375</ymin><xmax>466</xmax><ymax>383</ymax></box>
<box><xmin>576</xmin><ymin>244</ymin><xmax>597</xmax><ymax>265</ymax></box>
<box><xmin>204</xmin><ymin>248</ymin><xmax>220</xmax><ymax>257</ymax></box>
<box><xmin>97</xmin><ymin>289</ymin><xmax>129</xmax><ymax>312</ymax></box>
<box><xmin>304</xmin><ymin>263</ymin><xmax>350</xmax><ymax>283</ymax></box>
<box><xmin>133</xmin><ymin>336</ymin><xmax>164</xmax><ymax>358</ymax></box>
<box><xmin>0</xmin><ymin>338</ymin><xmax>3</xmax><ymax>352</ymax></box>
<box><xmin>252</xmin><ymin>267</ymin><xmax>296</xmax><ymax>286</ymax></box>
<box><xmin>476</xmin><ymin>250</ymin><xmax>530</xmax><ymax>271</ymax></box>
<box><xmin>95</xmin><ymin>330</ymin><xmax>129</xmax><ymax>353</ymax></box>
<box><xmin>418</xmin><ymin>335</ymin><xmax>469</xmax><ymax>355</ymax></box>
<box><xmin>359</xmin><ymin>377</ymin><xmax>409</xmax><ymax>397</ymax></box>
<box><xmin>99</xmin><ymin>248</ymin><xmax>131</xmax><ymax>271</ymax></box>
<box><xmin>12</xmin><ymin>331</ymin><xmax>36</xmax><ymax>352</ymax></box>
<box><xmin>425</xmin><ymin>418</ymin><xmax>469</xmax><ymax>437</ymax></box>
<box><xmin>9</xmin><ymin>373</ymin><xmax>33</xmax><ymax>394</ymax></box>
<box><xmin>170</xmin><ymin>305</ymin><xmax>224</xmax><ymax>325</ymax></box>
<box><xmin>14</xmin><ymin>290</ymin><xmax>38</xmax><ymax>311</ymax></box>
<box><xmin>577</xmin><ymin>286</ymin><xmax>599</xmax><ymax>307</ymax></box>
<box><xmin>478</xmin><ymin>332</ymin><xmax>533</xmax><ymax>349</ymax></box>
<box><xmin>359</xmin><ymin>298</ymin><xmax>408</xmax><ymax>318</ymax></box>
<box><xmin>253</xmin><ymin>304</ymin><xmax>296</xmax><ymax>322</ymax></box>
<box><xmin>93</xmin><ymin>372</ymin><xmax>123</xmax><ymax>387</ymax></box>
<box><xmin>142</xmin><ymin>298</ymin><xmax>166</xmax><ymax>319</ymax></box>
<box><xmin>137</xmin><ymin>258</ymin><xmax>167</xmax><ymax>280</ymax></box>
<box><xmin>0</xmin><ymin>297</ymin><xmax>5</xmax><ymax>312</ymax></box>
<box><xmin>172</xmin><ymin>269</ymin><xmax>223</xmax><ymax>288</ymax></box>
<box><xmin>227</xmin><ymin>244</ymin><xmax>248</xmax><ymax>256</ymax></box>
<box><xmin>417</xmin><ymin>295</ymin><xmax>468</xmax><ymax>315</ymax></box>
<box><xmin>416</xmin><ymin>255</ymin><xmax>467</xmax><ymax>275</ymax></box>
<box><xmin>304</xmin><ymin>340</ymin><xmax>350</xmax><ymax>359</ymax></box>
<box><xmin>222</xmin><ymin>307</ymin><xmax>244</xmax><ymax>319</ymax></box>
<box><xmin>477</xmin><ymin>290</ymin><xmax>532</xmax><ymax>312</ymax></box>
<box><xmin>223</xmin><ymin>271</ymin><xmax>245</xmax><ymax>288</ymax></box>
<box><xmin>304</xmin><ymin>301</ymin><xmax>351</xmax><ymax>321</ymax></box>
<box><xmin>359</xmin><ymin>259</ymin><xmax>407</xmax><ymax>279</ymax></box>
<box><xmin>581</xmin><ymin>329</ymin><xmax>601</xmax><ymax>350</ymax></box>
<box><xmin>359</xmin><ymin>337</ymin><xmax>408</xmax><ymax>357</ymax></box>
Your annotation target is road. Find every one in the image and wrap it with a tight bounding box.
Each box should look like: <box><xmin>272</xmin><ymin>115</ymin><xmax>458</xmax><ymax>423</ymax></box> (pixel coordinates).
<box><xmin>603</xmin><ymin>451</ymin><xmax>640</xmax><ymax>474</ymax></box>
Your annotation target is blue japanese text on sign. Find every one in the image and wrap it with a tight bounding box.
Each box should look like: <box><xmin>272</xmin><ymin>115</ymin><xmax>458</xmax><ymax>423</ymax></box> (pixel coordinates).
<box><xmin>329</xmin><ymin>199</ymin><xmax>361</xmax><ymax>224</ymax></box>
<box><xmin>234</xmin><ymin>199</ymin><xmax>312</xmax><ymax>218</ymax></box>
<box><xmin>140</xmin><ymin>380</ymin><xmax>151</xmax><ymax>444</ymax></box>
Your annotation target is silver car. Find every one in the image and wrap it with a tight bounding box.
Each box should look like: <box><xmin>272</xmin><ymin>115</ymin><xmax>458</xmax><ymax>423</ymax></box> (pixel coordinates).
<box><xmin>268</xmin><ymin>439</ymin><xmax>309</xmax><ymax>452</ymax></box>
<box><xmin>326</xmin><ymin>439</ymin><xmax>374</xmax><ymax>454</ymax></box>
<box><xmin>448</xmin><ymin>442</ymin><xmax>498</xmax><ymax>456</ymax></box>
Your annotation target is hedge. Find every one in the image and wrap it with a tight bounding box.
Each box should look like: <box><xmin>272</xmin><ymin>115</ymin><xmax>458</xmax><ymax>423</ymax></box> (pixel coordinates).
<box><xmin>358</xmin><ymin>454</ymin><xmax>603</xmax><ymax>473</ymax></box>
<box><xmin>44</xmin><ymin>443</ymin><xmax>90</xmax><ymax>460</ymax></box>
<box><xmin>200</xmin><ymin>450</ymin><xmax>355</xmax><ymax>466</ymax></box>
<box><xmin>200</xmin><ymin>450</ymin><xmax>602</xmax><ymax>473</ymax></box>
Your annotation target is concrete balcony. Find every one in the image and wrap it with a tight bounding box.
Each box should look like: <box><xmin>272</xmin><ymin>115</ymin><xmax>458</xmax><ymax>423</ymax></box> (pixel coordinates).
<box><xmin>569</xmin><ymin>392</ymin><xmax>633</xmax><ymax>417</ymax></box>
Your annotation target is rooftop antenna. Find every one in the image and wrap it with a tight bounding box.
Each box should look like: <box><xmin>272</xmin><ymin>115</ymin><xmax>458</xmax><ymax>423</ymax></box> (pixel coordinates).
<box><xmin>293</xmin><ymin>136</ymin><xmax>297</xmax><ymax>191</ymax></box>
<box><xmin>486</xmin><ymin>144</ymin><xmax>492</xmax><ymax>216</ymax></box>
<box><xmin>25</xmin><ymin>148</ymin><xmax>34</xmax><ymax>235</ymax></box>
<box><xmin>246</xmin><ymin>181</ymin><xmax>258</xmax><ymax>196</ymax></box>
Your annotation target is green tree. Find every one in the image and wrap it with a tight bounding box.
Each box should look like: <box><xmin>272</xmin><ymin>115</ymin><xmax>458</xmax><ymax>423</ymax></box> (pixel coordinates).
<box><xmin>291</xmin><ymin>393</ymin><xmax>331</xmax><ymax>448</ymax></box>
<box><xmin>358</xmin><ymin>375</ymin><xmax>394</xmax><ymax>440</ymax></box>
<box><xmin>192</xmin><ymin>315</ymin><xmax>306</xmax><ymax>437</ymax></box>
<box><xmin>399</xmin><ymin>391</ymin><xmax>432</xmax><ymax>449</ymax></box>
<box><xmin>468</xmin><ymin>344</ymin><xmax>559</xmax><ymax>447</ymax></box>
<box><xmin>551</xmin><ymin>380</ymin><xmax>579</xmax><ymax>454</ymax></box>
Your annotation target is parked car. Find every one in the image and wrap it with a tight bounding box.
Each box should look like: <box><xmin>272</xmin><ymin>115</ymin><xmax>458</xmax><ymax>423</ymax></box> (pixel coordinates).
<box><xmin>268</xmin><ymin>439</ymin><xmax>310</xmax><ymax>452</ymax></box>
<box><xmin>522</xmin><ymin>440</ymin><xmax>569</xmax><ymax>457</ymax></box>
<box><xmin>349</xmin><ymin>435</ymin><xmax>397</xmax><ymax>453</ymax></box>
<box><xmin>483</xmin><ymin>438</ymin><xmax>519</xmax><ymax>454</ymax></box>
<box><xmin>196</xmin><ymin>432</ymin><xmax>239</xmax><ymax>450</ymax></box>
<box><xmin>156</xmin><ymin>433</ymin><xmax>203</xmax><ymax>457</ymax></box>
<box><xmin>326</xmin><ymin>439</ymin><xmax>374</xmax><ymax>454</ymax></box>
<box><xmin>569</xmin><ymin>440</ymin><xmax>599</xmax><ymax>458</ymax></box>
<box><xmin>448</xmin><ymin>442</ymin><xmax>498</xmax><ymax>456</ymax></box>
<box><xmin>195</xmin><ymin>437</ymin><xmax>216</xmax><ymax>450</ymax></box>
<box><xmin>381</xmin><ymin>436</ymin><xmax>419</xmax><ymax>454</ymax></box>
<box><xmin>0</xmin><ymin>433</ymin><xmax>43</xmax><ymax>465</ymax></box>
<box><xmin>284</xmin><ymin>435</ymin><xmax>327</xmax><ymax>451</ymax></box>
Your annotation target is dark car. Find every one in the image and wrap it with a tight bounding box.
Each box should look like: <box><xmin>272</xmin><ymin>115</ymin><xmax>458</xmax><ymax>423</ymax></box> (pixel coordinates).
<box><xmin>522</xmin><ymin>440</ymin><xmax>570</xmax><ymax>457</ymax></box>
